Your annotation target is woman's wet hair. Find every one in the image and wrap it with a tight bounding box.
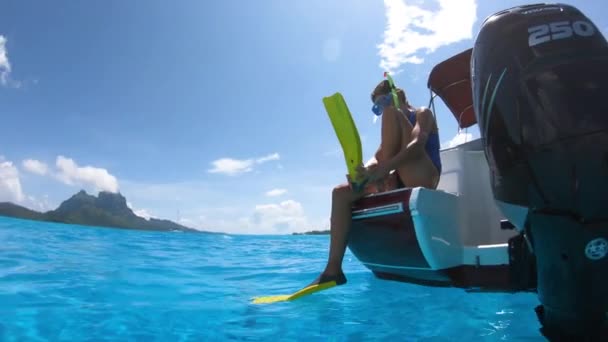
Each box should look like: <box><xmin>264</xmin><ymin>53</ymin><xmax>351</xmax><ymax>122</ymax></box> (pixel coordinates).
<box><xmin>371</xmin><ymin>80</ymin><xmax>392</xmax><ymax>102</ymax></box>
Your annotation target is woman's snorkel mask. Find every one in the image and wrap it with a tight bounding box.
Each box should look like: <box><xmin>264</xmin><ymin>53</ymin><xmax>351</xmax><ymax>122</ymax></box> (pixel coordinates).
<box><xmin>371</xmin><ymin>72</ymin><xmax>401</xmax><ymax>117</ymax></box>
<box><xmin>371</xmin><ymin>93</ymin><xmax>393</xmax><ymax>116</ymax></box>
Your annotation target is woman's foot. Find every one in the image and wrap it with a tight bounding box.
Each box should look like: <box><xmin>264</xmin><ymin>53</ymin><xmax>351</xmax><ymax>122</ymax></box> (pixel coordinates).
<box><xmin>307</xmin><ymin>271</ymin><xmax>347</xmax><ymax>288</ymax></box>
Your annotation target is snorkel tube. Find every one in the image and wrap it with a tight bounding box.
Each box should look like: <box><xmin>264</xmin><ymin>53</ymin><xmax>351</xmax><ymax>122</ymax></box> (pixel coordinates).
<box><xmin>384</xmin><ymin>72</ymin><xmax>400</xmax><ymax>109</ymax></box>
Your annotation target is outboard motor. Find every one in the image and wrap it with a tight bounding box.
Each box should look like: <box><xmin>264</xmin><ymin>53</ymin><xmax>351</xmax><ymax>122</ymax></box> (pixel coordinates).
<box><xmin>472</xmin><ymin>3</ymin><xmax>608</xmax><ymax>339</ymax></box>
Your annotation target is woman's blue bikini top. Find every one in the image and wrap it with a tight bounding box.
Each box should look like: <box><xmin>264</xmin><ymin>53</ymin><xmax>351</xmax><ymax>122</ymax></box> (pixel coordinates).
<box><xmin>405</xmin><ymin>109</ymin><xmax>442</xmax><ymax>173</ymax></box>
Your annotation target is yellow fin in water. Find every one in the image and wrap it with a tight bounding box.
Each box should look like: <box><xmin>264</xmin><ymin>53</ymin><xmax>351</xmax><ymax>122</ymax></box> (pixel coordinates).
<box><xmin>322</xmin><ymin>93</ymin><xmax>363</xmax><ymax>184</ymax></box>
<box><xmin>251</xmin><ymin>281</ymin><xmax>337</xmax><ymax>304</ymax></box>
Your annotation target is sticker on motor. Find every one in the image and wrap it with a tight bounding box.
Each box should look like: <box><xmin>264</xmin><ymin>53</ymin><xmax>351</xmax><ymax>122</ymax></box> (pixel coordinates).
<box><xmin>585</xmin><ymin>238</ymin><xmax>608</xmax><ymax>260</ymax></box>
<box><xmin>528</xmin><ymin>20</ymin><xmax>596</xmax><ymax>47</ymax></box>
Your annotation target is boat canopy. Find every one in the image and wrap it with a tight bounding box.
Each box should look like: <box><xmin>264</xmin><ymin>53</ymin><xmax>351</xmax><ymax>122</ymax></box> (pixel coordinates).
<box><xmin>427</xmin><ymin>48</ymin><xmax>476</xmax><ymax>129</ymax></box>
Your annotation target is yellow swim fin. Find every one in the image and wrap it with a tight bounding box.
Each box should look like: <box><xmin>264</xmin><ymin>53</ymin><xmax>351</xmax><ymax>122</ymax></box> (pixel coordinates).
<box><xmin>251</xmin><ymin>280</ymin><xmax>338</xmax><ymax>304</ymax></box>
<box><xmin>322</xmin><ymin>92</ymin><xmax>363</xmax><ymax>185</ymax></box>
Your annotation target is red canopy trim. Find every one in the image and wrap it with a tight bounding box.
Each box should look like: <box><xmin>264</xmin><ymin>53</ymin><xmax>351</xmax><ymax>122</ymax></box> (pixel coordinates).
<box><xmin>427</xmin><ymin>48</ymin><xmax>476</xmax><ymax>129</ymax></box>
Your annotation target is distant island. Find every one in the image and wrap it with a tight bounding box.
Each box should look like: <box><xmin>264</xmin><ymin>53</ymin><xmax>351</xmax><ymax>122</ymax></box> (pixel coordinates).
<box><xmin>0</xmin><ymin>190</ymin><xmax>202</xmax><ymax>233</ymax></box>
<box><xmin>292</xmin><ymin>230</ymin><xmax>330</xmax><ymax>235</ymax></box>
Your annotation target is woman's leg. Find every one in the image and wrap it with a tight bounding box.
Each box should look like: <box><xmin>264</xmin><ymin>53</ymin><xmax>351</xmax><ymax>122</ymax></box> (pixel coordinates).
<box><xmin>394</xmin><ymin>108</ymin><xmax>440</xmax><ymax>188</ymax></box>
<box><xmin>380</xmin><ymin>108</ymin><xmax>414</xmax><ymax>186</ymax></box>
<box><xmin>309</xmin><ymin>183</ymin><xmax>360</xmax><ymax>286</ymax></box>
<box><xmin>310</xmin><ymin>110</ymin><xmax>415</xmax><ymax>286</ymax></box>
<box><xmin>324</xmin><ymin>183</ymin><xmax>359</xmax><ymax>275</ymax></box>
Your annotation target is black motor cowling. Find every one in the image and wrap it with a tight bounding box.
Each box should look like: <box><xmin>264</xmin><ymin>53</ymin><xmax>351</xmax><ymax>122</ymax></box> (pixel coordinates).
<box><xmin>472</xmin><ymin>3</ymin><xmax>608</xmax><ymax>338</ymax></box>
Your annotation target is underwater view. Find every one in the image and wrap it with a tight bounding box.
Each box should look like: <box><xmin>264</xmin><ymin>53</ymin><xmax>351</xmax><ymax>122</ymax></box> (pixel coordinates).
<box><xmin>0</xmin><ymin>216</ymin><xmax>544</xmax><ymax>341</ymax></box>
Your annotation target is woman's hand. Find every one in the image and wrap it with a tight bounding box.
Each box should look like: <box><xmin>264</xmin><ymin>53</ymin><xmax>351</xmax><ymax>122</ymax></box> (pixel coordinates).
<box><xmin>357</xmin><ymin>163</ymin><xmax>389</xmax><ymax>183</ymax></box>
<box><xmin>355</xmin><ymin>163</ymin><xmax>370</xmax><ymax>182</ymax></box>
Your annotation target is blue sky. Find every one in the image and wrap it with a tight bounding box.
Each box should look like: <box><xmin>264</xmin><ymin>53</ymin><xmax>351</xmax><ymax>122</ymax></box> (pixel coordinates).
<box><xmin>1</xmin><ymin>0</ymin><xmax>606</xmax><ymax>234</ymax></box>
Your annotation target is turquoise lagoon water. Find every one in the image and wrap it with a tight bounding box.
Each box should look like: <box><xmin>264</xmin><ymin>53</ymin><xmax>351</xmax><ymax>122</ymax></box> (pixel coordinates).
<box><xmin>0</xmin><ymin>216</ymin><xmax>545</xmax><ymax>341</ymax></box>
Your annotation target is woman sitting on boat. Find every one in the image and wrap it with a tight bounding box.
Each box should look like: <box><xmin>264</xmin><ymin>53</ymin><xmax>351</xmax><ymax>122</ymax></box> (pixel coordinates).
<box><xmin>309</xmin><ymin>78</ymin><xmax>442</xmax><ymax>289</ymax></box>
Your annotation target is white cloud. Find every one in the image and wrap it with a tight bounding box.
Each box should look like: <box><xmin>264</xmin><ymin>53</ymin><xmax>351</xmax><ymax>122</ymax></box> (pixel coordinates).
<box><xmin>134</xmin><ymin>208</ymin><xmax>155</xmax><ymax>220</ymax></box>
<box><xmin>55</xmin><ymin>156</ymin><xmax>119</xmax><ymax>193</ymax></box>
<box><xmin>247</xmin><ymin>200</ymin><xmax>309</xmax><ymax>234</ymax></box>
<box><xmin>378</xmin><ymin>0</ymin><xmax>477</xmax><ymax>73</ymax></box>
<box><xmin>0</xmin><ymin>35</ymin><xmax>20</xmax><ymax>88</ymax></box>
<box><xmin>0</xmin><ymin>159</ymin><xmax>24</xmax><ymax>203</ymax></box>
<box><xmin>24</xmin><ymin>195</ymin><xmax>52</xmax><ymax>212</ymax></box>
<box><xmin>126</xmin><ymin>200</ymin><xmax>156</xmax><ymax>220</ymax></box>
<box><xmin>442</xmin><ymin>132</ymin><xmax>473</xmax><ymax>149</ymax></box>
<box><xmin>174</xmin><ymin>200</ymin><xmax>317</xmax><ymax>235</ymax></box>
<box><xmin>209</xmin><ymin>152</ymin><xmax>280</xmax><ymax>176</ymax></box>
<box><xmin>265</xmin><ymin>188</ymin><xmax>287</xmax><ymax>197</ymax></box>
<box><xmin>0</xmin><ymin>35</ymin><xmax>11</xmax><ymax>86</ymax></box>
<box><xmin>255</xmin><ymin>153</ymin><xmax>280</xmax><ymax>163</ymax></box>
<box><xmin>22</xmin><ymin>159</ymin><xmax>48</xmax><ymax>175</ymax></box>
<box><xmin>208</xmin><ymin>158</ymin><xmax>254</xmax><ymax>175</ymax></box>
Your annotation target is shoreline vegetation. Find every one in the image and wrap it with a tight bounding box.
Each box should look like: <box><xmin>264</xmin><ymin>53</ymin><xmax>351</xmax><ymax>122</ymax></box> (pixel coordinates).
<box><xmin>292</xmin><ymin>230</ymin><xmax>330</xmax><ymax>235</ymax></box>
<box><xmin>0</xmin><ymin>190</ymin><xmax>206</xmax><ymax>233</ymax></box>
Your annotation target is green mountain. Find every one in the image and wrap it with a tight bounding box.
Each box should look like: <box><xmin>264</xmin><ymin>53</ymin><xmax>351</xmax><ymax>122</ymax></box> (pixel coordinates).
<box><xmin>0</xmin><ymin>190</ymin><xmax>201</xmax><ymax>233</ymax></box>
<box><xmin>0</xmin><ymin>202</ymin><xmax>46</xmax><ymax>221</ymax></box>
